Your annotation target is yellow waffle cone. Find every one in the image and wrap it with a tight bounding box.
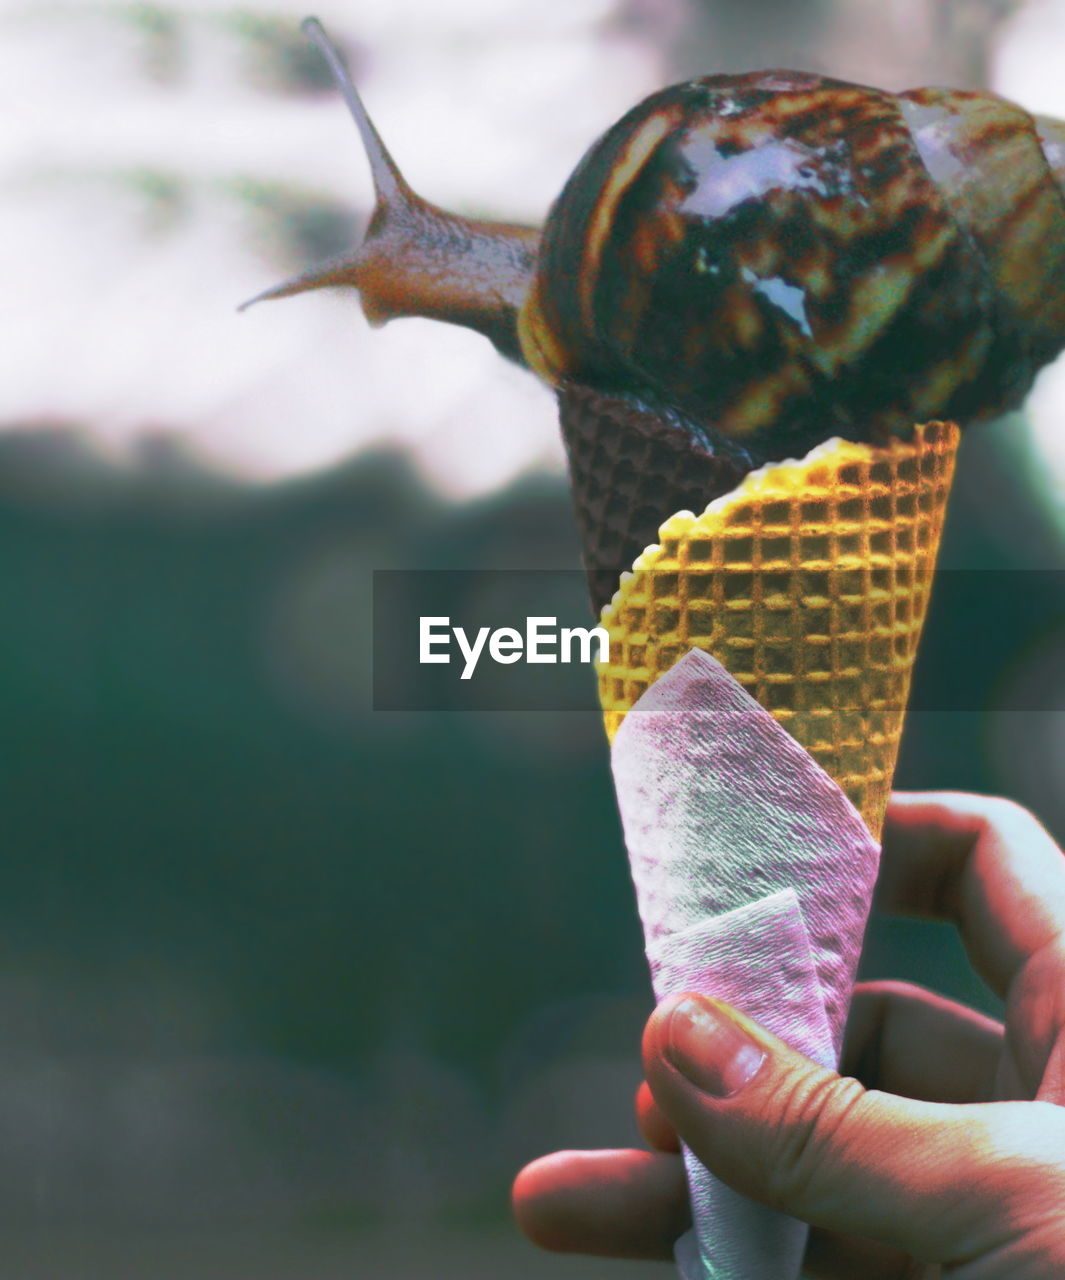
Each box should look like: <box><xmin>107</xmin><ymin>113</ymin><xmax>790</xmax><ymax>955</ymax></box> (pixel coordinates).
<box><xmin>597</xmin><ymin>421</ymin><xmax>961</xmax><ymax>839</ymax></box>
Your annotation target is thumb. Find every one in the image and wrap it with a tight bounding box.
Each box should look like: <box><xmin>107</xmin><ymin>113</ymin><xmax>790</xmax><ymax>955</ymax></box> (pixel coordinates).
<box><xmin>644</xmin><ymin>992</ymin><xmax>1065</xmax><ymax>1266</ymax></box>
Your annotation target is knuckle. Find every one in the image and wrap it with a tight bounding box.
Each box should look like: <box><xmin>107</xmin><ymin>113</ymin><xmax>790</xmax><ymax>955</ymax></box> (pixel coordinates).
<box><xmin>948</xmin><ymin>1104</ymin><xmax>1065</xmax><ymax>1234</ymax></box>
<box><xmin>976</xmin><ymin>794</ymin><xmax>1044</xmax><ymax>842</ymax></box>
<box><xmin>759</xmin><ymin>1071</ymin><xmax>866</xmax><ymax>1215</ymax></box>
<box><xmin>988</xmin><ymin>1103</ymin><xmax>1065</xmax><ymax>1192</ymax></box>
<box><xmin>915</xmin><ymin>791</ymin><xmax>1045</xmax><ymax>846</ymax></box>
<box><xmin>1013</xmin><ymin>937</ymin><xmax>1065</xmax><ymax>1005</ymax></box>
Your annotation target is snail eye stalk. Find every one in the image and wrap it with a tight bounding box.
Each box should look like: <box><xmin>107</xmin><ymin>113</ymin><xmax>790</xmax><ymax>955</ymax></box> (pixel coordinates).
<box><xmin>238</xmin><ymin>17</ymin><xmax>539</xmax><ymax>365</ymax></box>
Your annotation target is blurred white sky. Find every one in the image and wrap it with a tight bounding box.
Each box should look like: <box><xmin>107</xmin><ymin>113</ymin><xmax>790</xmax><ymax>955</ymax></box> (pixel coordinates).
<box><xmin>0</xmin><ymin>0</ymin><xmax>668</xmax><ymax>497</ymax></box>
<box><xmin>3</xmin><ymin>0</ymin><xmax>1065</xmax><ymax>502</ymax></box>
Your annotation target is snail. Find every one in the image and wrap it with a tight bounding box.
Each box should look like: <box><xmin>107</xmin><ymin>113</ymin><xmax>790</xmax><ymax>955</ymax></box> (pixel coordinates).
<box><xmin>244</xmin><ymin>18</ymin><xmax>1065</xmax><ymax>604</ymax></box>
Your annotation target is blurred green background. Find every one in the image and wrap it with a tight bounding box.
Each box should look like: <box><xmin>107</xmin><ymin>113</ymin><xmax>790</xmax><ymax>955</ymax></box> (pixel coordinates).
<box><xmin>4</xmin><ymin>0</ymin><xmax>1065</xmax><ymax>1276</ymax></box>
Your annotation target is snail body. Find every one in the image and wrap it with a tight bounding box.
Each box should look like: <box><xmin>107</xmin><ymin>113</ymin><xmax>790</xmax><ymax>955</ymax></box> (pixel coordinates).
<box><xmin>246</xmin><ymin>20</ymin><xmax>1065</xmax><ymax>466</ymax></box>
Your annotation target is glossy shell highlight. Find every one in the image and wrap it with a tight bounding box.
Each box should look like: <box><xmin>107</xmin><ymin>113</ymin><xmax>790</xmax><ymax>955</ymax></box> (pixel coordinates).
<box><xmin>520</xmin><ymin>72</ymin><xmax>1065</xmax><ymax>460</ymax></box>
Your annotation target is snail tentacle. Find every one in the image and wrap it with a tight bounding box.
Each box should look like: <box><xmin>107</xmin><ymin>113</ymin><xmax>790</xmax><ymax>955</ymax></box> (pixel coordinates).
<box><xmin>239</xmin><ymin>19</ymin><xmax>539</xmax><ymax>364</ymax></box>
<box><xmin>301</xmin><ymin>16</ymin><xmax>409</xmax><ymax>208</ymax></box>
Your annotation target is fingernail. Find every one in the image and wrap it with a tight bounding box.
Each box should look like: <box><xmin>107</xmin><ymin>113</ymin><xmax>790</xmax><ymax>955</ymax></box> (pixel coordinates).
<box><xmin>664</xmin><ymin>995</ymin><xmax>767</xmax><ymax>1098</ymax></box>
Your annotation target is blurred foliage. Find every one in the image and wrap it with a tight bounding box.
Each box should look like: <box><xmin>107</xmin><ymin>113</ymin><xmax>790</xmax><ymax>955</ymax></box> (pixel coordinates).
<box><xmin>669</xmin><ymin>0</ymin><xmax>1023</xmax><ymax>85</ymax></box>
<box><xmin>2</xmin><ymin>419</ymin><xmax>1062</xmax><ymax>1091</ymax></box>
<box><xmin>232</xmin><ymin>177</ymin><xmax>362</xmax><ymax>271</ymax></box>
<box><xmin>0</xmin><ymin>431</ymin><xmax>647</xmax><ymax>1078</ymax></box>
<box><xmin>225</xmin><ymin>13</ymin><xmax>363</xmax><ymax>95</ymax></box>
<box><xmin>121</xmin><ymin>2</ymin><xmax>184</xmax><ymax>84</ymax></box>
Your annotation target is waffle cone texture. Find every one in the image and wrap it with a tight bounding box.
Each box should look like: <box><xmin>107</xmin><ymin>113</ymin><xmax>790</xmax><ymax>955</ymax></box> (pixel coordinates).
<box><xmin>597</xmin><ymin>421</ymin><xmax>961</xmax><ymax>839</ymax></box>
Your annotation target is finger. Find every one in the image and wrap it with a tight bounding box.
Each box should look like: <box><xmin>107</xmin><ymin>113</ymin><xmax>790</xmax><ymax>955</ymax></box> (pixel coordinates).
<box><xmin>512</xmin><ymin>1140</ymin><xmax>911</xmax><ymax>1280</ymax></box>
<box><xmin>636</xmin><ymin>1080</ymin><xmax>681</xmax><ymax>1152</ymax></box>
<box><xmin>512</xmin><ymin>1148</ymin><xmax>689</xmax><ymax>1259</ymax></box>
<box><xmin>843</xmin><ymin>980</ymin><xmax>1003</xmax><ymax>1103</ymax></box>
<box><xmin>512</xmin><ymin>1136</ymin><xmax>911</xmax><ymax>1274</ymax></box>
<box><xmin>1004</xmin><ymin>936</ymin><xmax>1065</xmax><ymax>1098</ymax></box>
<box><xmin>880</xmin><ymin>792</ymin><xmax>1065</xmax><ymax>998</ymax></box>
<box><xmin>1037</xmin><ymin>1024</ymin><xmax>1065</xmax><ymax>1105</ymax></box>
<box><xmin>636</xmin><ymin>1062</ymin><xmax>922</xmax><ymax>1279</ymax></box>
<box><xmin>803</xmin><ymin>1228</ymin><xmax>914</xmax><ymax>1280</ymax></box>
<box><xmin>644</xmin><ymin>992</ymin><xmax>1065</xmax><ymax>1263</ymax></box>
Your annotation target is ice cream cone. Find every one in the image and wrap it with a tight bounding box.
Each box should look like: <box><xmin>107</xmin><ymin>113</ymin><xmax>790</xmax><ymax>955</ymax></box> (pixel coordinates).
<box><xmin>595</xmin><ymin>419</ymin><xmax>960</xmax><ymax>839</ymax></box>
<box><xmin>594</xmin><ymin>418</ymin><xmax>959</xmax><ymax>1280</ymax></box>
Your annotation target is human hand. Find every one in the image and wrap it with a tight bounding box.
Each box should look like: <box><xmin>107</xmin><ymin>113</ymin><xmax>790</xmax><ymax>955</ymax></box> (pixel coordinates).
<box><xmin>513</xmin><ymin>793</ymin><xmax>1065</xmax><ymax>1277</ymax></box>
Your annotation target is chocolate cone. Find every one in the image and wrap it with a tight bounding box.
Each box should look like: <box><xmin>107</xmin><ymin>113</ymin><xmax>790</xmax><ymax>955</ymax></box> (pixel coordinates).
<box><xmin>557</xmin><ymin>382</ymin><xmax>750</xmax><ymax>613</ymax></box>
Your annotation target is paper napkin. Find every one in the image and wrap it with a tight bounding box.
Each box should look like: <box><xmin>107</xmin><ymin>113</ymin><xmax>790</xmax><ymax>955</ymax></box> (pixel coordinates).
<box><xmin>611</xmin><ymin>648</ymin><xmax>881</xmax><ymax>1280</ymax></box>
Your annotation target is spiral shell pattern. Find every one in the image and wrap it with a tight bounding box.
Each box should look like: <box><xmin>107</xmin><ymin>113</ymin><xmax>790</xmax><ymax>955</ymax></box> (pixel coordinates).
<box><xmin>519</xmin><ymin>72</ymin><xmax>1065</xmax><ymax>460</ymax></box>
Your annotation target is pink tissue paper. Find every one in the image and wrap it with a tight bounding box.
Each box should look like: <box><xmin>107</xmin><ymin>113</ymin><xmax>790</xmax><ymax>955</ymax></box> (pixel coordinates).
<box><xmin>611</xmin><ymin>648</ymin><xmax>882</xmax><ymax>1280</ymax></box>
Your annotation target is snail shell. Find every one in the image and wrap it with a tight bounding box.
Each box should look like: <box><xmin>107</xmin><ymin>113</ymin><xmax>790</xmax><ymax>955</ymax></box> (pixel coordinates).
<box><xmin>521</xmin><ymin>73</ymin><xmax>1065</xmax><ymax>460</ymax></box>
<box><xmin>245</xmin><ymin>21</ymin><xmax>1065</xmax><ymax>469</ymax></box>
